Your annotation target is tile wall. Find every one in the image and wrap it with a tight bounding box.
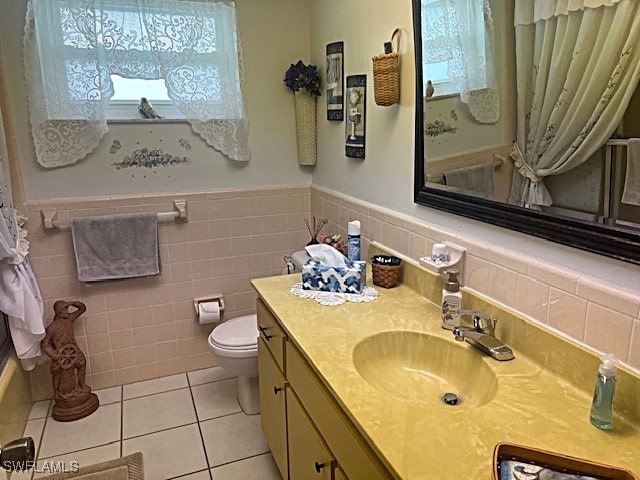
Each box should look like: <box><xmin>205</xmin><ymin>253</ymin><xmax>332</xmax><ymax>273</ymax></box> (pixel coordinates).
<box><xmin>23</xmin><ymin>186</ymin><xmax>311</xmax><ymax>400</ymax></box>
<box><xmin>310</xmin><ymin>185</ymin><xmax>640</xmax><ymax>372</ymax></box>
<box><xmin>21</xmin><ymin>182</ymin><xmax>640</xmax><ymax>401</ymax></box>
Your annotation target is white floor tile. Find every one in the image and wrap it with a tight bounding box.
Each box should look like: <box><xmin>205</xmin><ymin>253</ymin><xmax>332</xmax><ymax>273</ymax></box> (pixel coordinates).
<box><xmin>22</xmin><ymin>418</ymin><xmax>46</xmax><ymax>461</ymax></box>
<box><xmin>123</xmin><ymin>373</ymin><xmax>188</xmax><ymax>400</ymax></box>
<box><xmin>28</xmin><ymin>401</ymin><xmax>51</xmax><ymax>420</ymax></box>
<box><xmin>171</xmin><ymin>470</ymin><xmax>211</xmax><ymax>480</ymax></box>
<box><xmin>187</xmin><ymin>367</ymin><xmax>235</xmax><ymax>387</ymax></box>
<box><xmin>210</xmin><ymin>453</ymin><xmax>281</xmax><ymax>480</ymax></box>
<box><xmin>33</xmin><ymin>442</ymin><xmax>120</xmax><ymax>479</ymax></box>
<box><xmin>191</xmin><ymin>378</ymin><xmax>241</xmax><ymax>421</ymax></box>
<box><xmin>38</xmin><ymin>403</ymin><xmax>121</xmax><ymax>458</ymax></box>
<box><xmin>200</xmin><ymin>413</ymin><xmax>269</xmax><ymax>468</ymax></box>
<box><xmin>94</xmin><ymin>386</ymin><xmax>122</xmax><ymax>405</ymax></box>
<box><xmin>123</xmin><ymin>388</ymin><xmax>196</xmax><ymax>438</ymax></box>
<box><xmin>123</xmin><ymin>424</ymin><xmax>207</xmax><ymax>480</ymax></box>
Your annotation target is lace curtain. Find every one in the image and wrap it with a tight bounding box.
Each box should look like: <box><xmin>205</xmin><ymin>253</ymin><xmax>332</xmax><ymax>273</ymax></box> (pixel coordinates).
<box><xmin>0</xmin><ymin>87</ymin><xmax>47</xmax><ymax>370</ymax></box>
<box><xmin>24</xmin><ymin>0</ymin><xmax>250</xmax><ymax>168</ymax></box>
<box><xmin>509</xmin><ymin>0</ymin><xmax>640</xmax><ymax>208</ymax></box>
<box><xmin>421</xmin><ymin>0</ymin><xmax>500</xmax><ymax>123</ymax></box>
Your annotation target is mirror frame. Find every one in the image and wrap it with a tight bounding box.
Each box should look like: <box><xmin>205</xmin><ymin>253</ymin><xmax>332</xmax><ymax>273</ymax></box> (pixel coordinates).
<box><xmin>411</xmin><ymin>0</ymin><xmax>640</xmax><ymax>265</ymax></box>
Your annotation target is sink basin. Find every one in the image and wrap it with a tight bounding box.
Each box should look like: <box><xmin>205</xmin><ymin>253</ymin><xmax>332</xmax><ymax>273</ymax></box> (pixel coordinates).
<box><xmin>352</xmin><ymin>331</ymin><xmax>498</xmax><ymax>408</ymax></box>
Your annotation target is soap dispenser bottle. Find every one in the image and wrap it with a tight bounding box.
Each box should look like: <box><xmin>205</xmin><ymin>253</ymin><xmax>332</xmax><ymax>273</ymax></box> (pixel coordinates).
<box><xmin>590</xmin><ymin>353</ymin><xmax>617</xmax><ymax>430</ymax></box>
<box><xmin>441</xmin><ymin>269</ymin><xmax>462</xmax><ymax>326</ymax></box>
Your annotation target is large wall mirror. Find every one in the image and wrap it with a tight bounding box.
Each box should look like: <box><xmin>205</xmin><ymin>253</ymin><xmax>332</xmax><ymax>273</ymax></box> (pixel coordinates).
<box><xmin>412</xmin><ymin>0</ymin><xmax>640</xmax><ymax>265</ymax></box>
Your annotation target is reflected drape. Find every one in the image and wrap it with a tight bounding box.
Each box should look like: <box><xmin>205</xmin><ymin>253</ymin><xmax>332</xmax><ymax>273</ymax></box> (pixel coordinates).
<box><xmin>509</xmin><ymin>0</ymin><xmax>640</xmax><ymax>208</ymax></box>
<box><xmin>421</xmin><ymin>0</ymin><xmax>500</xmax><ymax>123</ymax></box>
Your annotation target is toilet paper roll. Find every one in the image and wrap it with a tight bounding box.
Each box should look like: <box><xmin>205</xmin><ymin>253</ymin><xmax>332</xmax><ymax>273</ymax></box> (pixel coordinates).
<box><xmin>198</xmin><ymin>301</ymin><xmax>221</xmax><ymax>324</ymax></box>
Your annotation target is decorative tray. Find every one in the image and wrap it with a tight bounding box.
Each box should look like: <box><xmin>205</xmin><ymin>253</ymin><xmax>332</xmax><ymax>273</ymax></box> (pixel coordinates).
<box><xmin>493</xmin><ymin>443</ymin><xmax>638</xmax><ymax>480</ymax></box>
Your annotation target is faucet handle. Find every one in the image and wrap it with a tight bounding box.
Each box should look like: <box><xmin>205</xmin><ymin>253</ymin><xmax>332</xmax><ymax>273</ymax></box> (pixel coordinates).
<box><xmin>459</xmin><ymin>310</ymin><xmax>496</xmax><ymax>335</ymax></box>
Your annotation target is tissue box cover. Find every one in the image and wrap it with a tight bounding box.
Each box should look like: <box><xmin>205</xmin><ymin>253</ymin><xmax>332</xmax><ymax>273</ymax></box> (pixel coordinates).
<box><xmin>302</xmin><ymin>259</ymin><xmax>366</xmax><ymax>294</ymax></box>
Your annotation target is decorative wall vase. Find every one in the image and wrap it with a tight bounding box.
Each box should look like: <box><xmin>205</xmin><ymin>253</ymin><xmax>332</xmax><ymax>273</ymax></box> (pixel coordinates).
<box><xmin>294</xmin><ymin>90</ymin><xmax>317</xmax><ymax>166</ymax></box>
<box><xmin>41</xmin><ymin>301</ymin><xmax>99</xmax><ymax>422</ymax></box>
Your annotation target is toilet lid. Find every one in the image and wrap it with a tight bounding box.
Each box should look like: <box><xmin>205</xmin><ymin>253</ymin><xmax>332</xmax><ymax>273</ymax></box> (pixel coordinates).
<box><xmin>211</xmin><ymin>315</ymin><xmax>258</xmax><ymax>349</ymax></box>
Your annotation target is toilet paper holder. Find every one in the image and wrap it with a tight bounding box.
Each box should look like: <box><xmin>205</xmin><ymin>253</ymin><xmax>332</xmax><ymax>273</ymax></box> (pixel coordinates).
<box><xmin>194</xmin><ymin>294</ymin><xmax>225</xmax><ymax>320</ymax></box>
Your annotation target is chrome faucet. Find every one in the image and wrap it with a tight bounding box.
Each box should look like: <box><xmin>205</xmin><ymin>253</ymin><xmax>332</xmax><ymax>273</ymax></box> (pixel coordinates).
<box><xmin>450</xmin><ymin>310</ymin><xmax>514</xmax><ymax>361</ymax></box>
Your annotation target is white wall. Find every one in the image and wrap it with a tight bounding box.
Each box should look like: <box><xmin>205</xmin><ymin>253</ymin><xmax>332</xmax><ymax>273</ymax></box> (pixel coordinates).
<box><xmin>309</xmin><ymin>0</ymin><xmax>640</xmax><ymax>293</ymax></box>
<box><xmin>0</xmin><ymin>0</ymin><xmax>313</xmax><ymax>200</ymax></box>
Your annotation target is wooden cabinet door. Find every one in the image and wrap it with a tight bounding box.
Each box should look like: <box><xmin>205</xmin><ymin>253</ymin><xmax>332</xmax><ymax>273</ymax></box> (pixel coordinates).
<box><xmin>258</xmin><ymin>338</ymin><xmax>288</xmax><ymax>480</ymax></box>
<box><xmin>334</xmin><ymin>467</ymin><xmax>348</xmax><ymax>480</ymax></box>
<box><xmin>287</xmin><ymin>389</ymin><xmax>335</xmax><ymax>480</ymax></box>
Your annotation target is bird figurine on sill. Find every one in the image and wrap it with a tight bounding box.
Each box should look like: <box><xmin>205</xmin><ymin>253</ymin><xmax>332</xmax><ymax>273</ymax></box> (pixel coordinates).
<box><xmin>138</xmin><ymin>97</ymin><xmax>162</xmax><ymax>119</ymax></box>
<box><xmin>425</xmin><ymin>80</ymin><xmax>435</xmax><ymax>98</ymax></box>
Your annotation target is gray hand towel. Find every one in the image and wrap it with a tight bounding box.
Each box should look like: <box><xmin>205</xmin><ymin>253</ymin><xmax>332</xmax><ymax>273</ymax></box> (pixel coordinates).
<box><xmin>444</xmin><ymin>162</ymin><xmax>495</xmax><ymax>197</ymax></box>
<box><xmin>71</xmin><ymin>213</ymin><xmax>161</xmax><ymax>282</ymax></box>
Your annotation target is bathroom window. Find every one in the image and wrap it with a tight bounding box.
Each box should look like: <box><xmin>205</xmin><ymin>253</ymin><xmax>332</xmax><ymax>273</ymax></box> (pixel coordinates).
<box><xmin>30</xmin><ymin>0</ymin><xmax>244</xmax><ymax>121</ymax></box>
<box><xmin>421</xmin><ymin>0</ymin><xmax>495</xmax><ymax>98</ymax></box>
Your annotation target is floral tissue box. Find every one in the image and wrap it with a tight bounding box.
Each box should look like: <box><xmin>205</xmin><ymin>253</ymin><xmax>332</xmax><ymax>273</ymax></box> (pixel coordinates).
<box><xmin>301</xmin><ymin>259</ymin><xmax>366</xmax><ymax>294</ymax></box>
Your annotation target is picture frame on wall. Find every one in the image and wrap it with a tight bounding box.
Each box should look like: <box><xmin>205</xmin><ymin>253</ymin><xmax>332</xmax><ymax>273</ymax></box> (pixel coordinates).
<box><xmin>326</xmin><ymin>42</ymin><xmax>344</xmax><ymax>121</ymax></box>
<box><xmin>345</xmin><ymin>75</ymin><xmax>366</xmax><ymax>158</ymax></box>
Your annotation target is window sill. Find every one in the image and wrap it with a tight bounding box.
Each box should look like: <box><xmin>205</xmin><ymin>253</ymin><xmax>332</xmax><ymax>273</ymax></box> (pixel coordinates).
<box><xmin>425</xmin><ymin>92</ymin><xmax>460</xmax><ymax>101</ymax></box>
<box><xmin>107</xmin><ymin>118</ymin><xmax>188</xmax><ymax>125</ymax></box>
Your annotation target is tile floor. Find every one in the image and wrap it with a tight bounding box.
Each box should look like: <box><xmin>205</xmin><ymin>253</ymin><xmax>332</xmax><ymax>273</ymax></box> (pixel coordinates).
<box><xmin>16</xmin><ymin>368</ymin><xmax>282</xmax><ymax>480</ymax></box>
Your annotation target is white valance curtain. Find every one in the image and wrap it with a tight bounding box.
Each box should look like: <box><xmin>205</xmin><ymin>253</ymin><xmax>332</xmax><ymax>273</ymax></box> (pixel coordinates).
<box><xmin>24</xmin><ymin>0</ymin><xmax>250</xmax><ymax>168</ymax></box>
<box><xmin>0</xmin><ymin>95</ymin><xmax>47</xmax><ymax>371</ymax></box>
<box><xmin>509</xmin><ymin>0</ymin><xmax>640</xmax><ymax>208</ymax></box>
<box><xmin>421</xmin><ymin>0</ymin><xmax>500</xmax><ymax>123</ymax></box>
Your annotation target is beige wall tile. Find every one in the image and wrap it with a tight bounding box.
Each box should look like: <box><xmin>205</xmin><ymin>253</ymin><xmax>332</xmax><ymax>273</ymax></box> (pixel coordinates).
<box><xmin>130</xmin><ymin>307</ymin><xmax>154</xmax><ymax>328</ymax></box>
<box><xmin>515</xmin><ymin>276</ymin><xmax>550</xmax><ymax>322</ymax></box>
<box><xmin>115</xmin><ymin>367</ymin><xmax>139</xmax><ymax>386</ymax></box>
<box><xmin>108</xmin><ymin>309</ymin><xmax>132</xmax><ymax>331</ymax></box>
<box><xmin>89</xmin><ymin>352</ymin><xmax>114</xmax><ymax>373</ymax></box>
<box><xmin>113</xmin><ymin>348</ymin><xmax>136</xmax><ymax>369</ymax></box>
<box><xmin>110</xmin><ymin>330</ymin><xmax>135</xmax><ymax>351</ymax></box>
<box><xmin>168</xmin><ymin>243</ymin><xmax>192</xmax><ymax>263</ymax></box>
<box><xmin>527</xmin><ymin>261</ymin><xmax>579</xmax><ymax>294</ymax></box>
<box><xmin>87</xmin><ymin>333</ymin><xmax>112</xmax><ymax>355</ymax></box>
<box><xmin>84</xmin><ymin>313</ymin><xmax>109</xmax><ymax>334</ymax></box>
<box><xmin>584</xmin><ymin>303</ymin><xmax>634</xmax><ymax>361</ymax></box>
<box><xmin>577</xmin><ymin>276</ymin><xmax>640</xmax><ymax>318</ymax></box>
<box><xmin>487</xmin><ymin>264</ymin><xmax>518</xmax><ymax>307</ymax></box>
<box><xmin>547</xmin><ymin>288</ymin><xmax>587</xmax><ymax>340</ymax></box>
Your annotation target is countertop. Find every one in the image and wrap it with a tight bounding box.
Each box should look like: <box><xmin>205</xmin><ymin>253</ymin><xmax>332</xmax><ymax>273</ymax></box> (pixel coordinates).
<box><xmin>251</xmin><ymin>273</ymin><xmax>640</xmax><ymax>479</ymax></box>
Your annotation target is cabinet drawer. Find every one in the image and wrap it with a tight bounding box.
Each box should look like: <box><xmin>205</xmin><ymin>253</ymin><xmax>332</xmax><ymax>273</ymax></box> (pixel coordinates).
<box><xmin>258</xmin><ymin>339</ymin><xmax>288</xmax><ymax>480</ymax></box>
<box><xmin>257</xmin><ymin>299</ymin><xmax>287</xmax><ymax>372</ymax></box>
<box><xmin>287</xmin><ymin>389</ymin><xmax>335</xmax><ymax>480</ymax></box>
<box><xmin>286</xmin><ymin>342</ymin><xmax>394</xmax><ymax>480</ymax></box>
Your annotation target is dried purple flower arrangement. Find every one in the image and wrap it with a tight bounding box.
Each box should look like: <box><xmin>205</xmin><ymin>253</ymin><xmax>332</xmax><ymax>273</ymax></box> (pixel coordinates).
<box><xmin>284</xmin><ymin>60</ymin><xmax>321</xmax><ymax>96</ymax></box>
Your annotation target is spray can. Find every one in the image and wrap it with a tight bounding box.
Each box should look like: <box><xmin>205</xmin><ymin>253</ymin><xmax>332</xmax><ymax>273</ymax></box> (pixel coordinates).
<box><xmin>347</xmin><ymin>220</ymin><xmax>361</xmax><ymax>262</ymax></box>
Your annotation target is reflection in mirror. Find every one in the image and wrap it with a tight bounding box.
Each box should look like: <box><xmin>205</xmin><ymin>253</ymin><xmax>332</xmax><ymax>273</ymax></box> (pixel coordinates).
<box><xmin>413</xmin><ymin>0</ymin><xmax>640</xmax><ymax>264</ymax></box>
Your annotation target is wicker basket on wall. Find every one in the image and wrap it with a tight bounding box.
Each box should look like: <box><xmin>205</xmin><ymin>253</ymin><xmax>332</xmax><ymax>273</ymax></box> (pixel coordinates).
<box><xmin>294</xmin><ymin>90</ymin><xmax>317</xmax><ymax>166</ymax></box>
<box><xmin>372</xmin><ymin>29</ymin><xmax>401</xmax><ymax>106</ymax></box>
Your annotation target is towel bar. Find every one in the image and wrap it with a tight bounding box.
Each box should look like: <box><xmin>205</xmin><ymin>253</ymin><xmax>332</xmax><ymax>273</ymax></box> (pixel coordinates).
<box><xmin>41</xmin><ymin>199</ymin><xmax>188</xmax><ymax>230</ymax></box>
<box><xmin>427</xmin><ymin>157</ymin><xmax>504</xmax><ymax>184</ymax></box>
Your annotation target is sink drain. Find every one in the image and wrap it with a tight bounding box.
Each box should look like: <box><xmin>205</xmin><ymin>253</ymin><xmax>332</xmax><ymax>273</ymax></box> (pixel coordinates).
<box><xmin>440</xmin><ymin>392</ymin><xmax>461</xmax><ymax>406</ymax></box>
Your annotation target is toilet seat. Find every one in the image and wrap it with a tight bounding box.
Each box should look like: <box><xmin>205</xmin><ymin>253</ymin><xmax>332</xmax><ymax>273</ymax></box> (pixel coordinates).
<box><xmin>209</xmin><ymin>315</ymin><xmax>258</xmax><ymax>355</ymax></box>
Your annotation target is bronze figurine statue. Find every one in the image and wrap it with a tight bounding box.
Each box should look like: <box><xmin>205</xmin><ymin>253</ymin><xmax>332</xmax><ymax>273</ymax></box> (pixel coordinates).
<box><xmin>41</xmin><ymin>301</ymin><xmax>99</xmax><ymax>421</ymax></box>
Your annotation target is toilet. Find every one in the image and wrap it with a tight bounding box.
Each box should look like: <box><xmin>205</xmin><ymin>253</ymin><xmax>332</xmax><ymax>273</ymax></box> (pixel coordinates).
<box><xmin>207</xmin><ymin>251</ymin><xmax>309</xmax><ymax>415</ymax></box>
<box><xmin>208</xmin><ymin>314</ymin><xmax>260</xmax><ymax>415</ymax></box>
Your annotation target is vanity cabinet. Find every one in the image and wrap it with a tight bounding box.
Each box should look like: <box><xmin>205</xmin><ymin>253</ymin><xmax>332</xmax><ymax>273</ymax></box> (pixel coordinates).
<box><xmin>257</xmin><ymin>299</ymin><xmax>394</xmax><ymax>480</ymax></box>
<box><xmin>258</xmin><ymin>338</ymin><xmax>288</xmax><ymax>478</ymax></box>
<box><xmin>287</xmin><ymin>389</ymin><xmax>335</xmax><ymax>479</ymax></box>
